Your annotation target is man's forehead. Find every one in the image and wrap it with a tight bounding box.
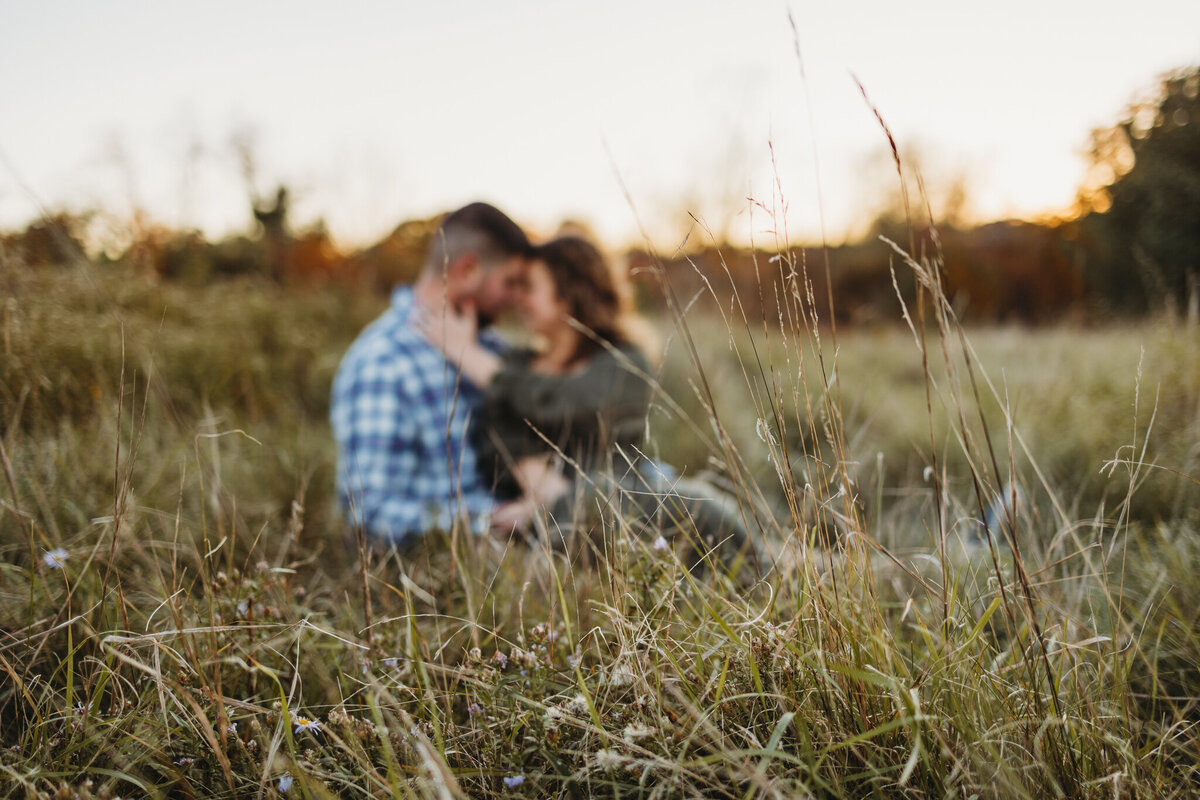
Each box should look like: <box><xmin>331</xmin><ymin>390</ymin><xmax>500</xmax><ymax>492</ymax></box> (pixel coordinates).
<box><xmin>496</xmin><ymin>256</ymin><xmax>530</xmax><ymax>276</ymax></box>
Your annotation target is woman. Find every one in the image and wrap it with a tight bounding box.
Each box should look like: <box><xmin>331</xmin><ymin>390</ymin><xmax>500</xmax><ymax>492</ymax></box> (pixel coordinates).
<box><xmin>416</xmin><ymin>235</ymin><xmax>761</xmax><ymax>573</ymax></box>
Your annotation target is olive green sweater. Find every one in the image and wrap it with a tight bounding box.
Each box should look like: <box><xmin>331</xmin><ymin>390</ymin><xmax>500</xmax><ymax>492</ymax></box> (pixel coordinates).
<box><xmin>473</xmin><ymin>344</ymin><xmax>652</xmax><ymax>496</ymax></box>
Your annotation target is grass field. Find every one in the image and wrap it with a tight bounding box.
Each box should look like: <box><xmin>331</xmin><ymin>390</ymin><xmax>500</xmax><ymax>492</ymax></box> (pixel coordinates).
<box><xmin>2</xmin><ymin>253</ymin><xmax>1199</xmax><ymax>798</ymax></box>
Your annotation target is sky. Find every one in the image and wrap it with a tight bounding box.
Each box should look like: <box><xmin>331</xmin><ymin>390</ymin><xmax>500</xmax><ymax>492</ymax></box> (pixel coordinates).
<box><xmin>2</xmin><ymin>1</ymin><xmax>1198</xmax><ymax>252</ymax></box>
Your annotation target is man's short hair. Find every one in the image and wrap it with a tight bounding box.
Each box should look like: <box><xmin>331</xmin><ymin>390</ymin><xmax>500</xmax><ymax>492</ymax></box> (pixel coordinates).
<box><xmin>428</xmin><ymin>202</ymin><xmax>531</xmax><ymax>273</ymax></box>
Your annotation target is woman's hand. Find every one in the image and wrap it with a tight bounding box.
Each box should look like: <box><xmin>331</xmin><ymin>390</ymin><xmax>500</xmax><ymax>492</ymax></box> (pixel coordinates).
<box><xmin>512</xmin><ymin>456</ymin><xmax>570</xmax><ymax>506</ymax></box>
<box><xmin>413</xmin><ymin>300</ymin><xmax>478</xmax><ymax>365</ymax></box>
<box><xmin>489</xmin><ymin>458</ymin><xmax>570</xmax><ymax>536</ymax></box>
<box><xmin>490</xmin><ymin>497</ymin><xmax>537</xmax><ymax>535</ymax></box>
<box><xmin>412</xmin><ymin>300</ymin><xmax>501</xmax><ymax>387</ymax></box>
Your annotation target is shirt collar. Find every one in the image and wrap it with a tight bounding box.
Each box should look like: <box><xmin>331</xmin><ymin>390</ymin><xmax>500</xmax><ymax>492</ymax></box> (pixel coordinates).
<box><xmin>390</xmin><ymin>285</ymin><xmax>415</xmax><ymax>318</ymax></box>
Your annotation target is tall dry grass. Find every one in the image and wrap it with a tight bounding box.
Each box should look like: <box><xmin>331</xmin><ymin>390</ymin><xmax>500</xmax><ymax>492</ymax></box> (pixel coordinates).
<box><xmin>1</xmin><ymin>221</ymin><xmax>1199</xmax><ymax>799</ymax></box>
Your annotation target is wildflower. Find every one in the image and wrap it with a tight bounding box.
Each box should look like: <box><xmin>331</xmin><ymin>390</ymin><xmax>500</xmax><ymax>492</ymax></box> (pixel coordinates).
<box><xmin>174</xmin><ymin>757</ymin><xmax>195</xmax><ymax>766</ymax></box>
<box><xmin>278</xmin><ymin>772</ymin><xmax>294</xmax><ymax>793</ymax></box>
<box><xmin>293</xmin><ymin>715</ymin><xmax>321</xmax><ymax>734</ymax></box>
<box><xmin>491</xmin><ymin>650</ymin><xmax>508</xmax><ymax>668</ymax></box>
<box><xmin>467</xmin><ymin>702</ymin><xmax>483</xmax><ymax>716</ymax></box>
<box><xmin>226</xmin><ymin>722</ymin><xmax>238</xmax><ymax>735</ymax></box>
<box><xmin>383</xmin><ymin>657</ymin><xmax>399</xmax><ymax>668</ymax></box>
<box><xmin>73</xmin><ymin>701</ymin><xmax>91</xmax><ymax>715</ymax></box>
<box><xmin>511</xmin><ymin>647</ymin><xmax>538</xmax><ymax>669</ymax></box>
<box><xmin>43</xmin><ymin>548</ymin><xmax>69</xmax><ymax>569</ymax></box>
<box><xmin>567</xmin><ymin>653</ymin><xmax>581</xmax><ymax>669</ymax></box>
<box><xmin>502</xmin><ymin>775</ymin><xmax>526</xmax><ymax>788</ymax></box>
<box><xmin>652</xmin><ymin>535</ymin><xmax>669</xmax><ymax>552</ymax></box>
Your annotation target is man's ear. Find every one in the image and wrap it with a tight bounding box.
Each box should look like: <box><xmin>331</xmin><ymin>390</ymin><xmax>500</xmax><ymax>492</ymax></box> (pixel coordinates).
<box><xmin>447</xmin><ymin>252</ymin><xmax>480</xmax><ymax>283</ymax></box>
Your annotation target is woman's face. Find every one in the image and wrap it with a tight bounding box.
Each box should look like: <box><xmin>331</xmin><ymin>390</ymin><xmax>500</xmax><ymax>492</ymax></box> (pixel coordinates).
<box><xmin>518</xmin><ymin>260</ymin><xmax>570</xmax><ymax>336</ymax></box>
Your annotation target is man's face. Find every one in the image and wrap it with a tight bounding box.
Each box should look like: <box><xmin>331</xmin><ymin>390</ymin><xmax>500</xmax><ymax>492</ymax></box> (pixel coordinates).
<box><xmin>469</xmin><ymin>256</ymin><xmax>528</xmax><ymax>326</ymax></box>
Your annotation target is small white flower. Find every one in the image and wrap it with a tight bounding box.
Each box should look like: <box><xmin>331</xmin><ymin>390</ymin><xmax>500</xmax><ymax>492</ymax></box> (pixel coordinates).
<box><xmin>278</xmin><ymin>772</ymin><xmax>294</xmax><ymax>793</ymax></box>
<box><xmin>226</xmin><ymin>722</ymin><xmax>238</xmax><ymax>735</ymax></box>
<box><xmin>174</xmin><ymin>757</ymin><xmax>195</xmax><ymax>766</ymax></box>
<box><xmin>652</xmin><ymin>535</ymin><xmax>669</xmax><ymax>552</ymax></box>
<box><xmin>293</xmin><ymin>715</ymin><xmax>321</xmax><ymax>734</ymax></box>
<box><xmin>43</xmin><ymin>548</ymin><xmax>69</xmax><ymax>569</ymax></box>
<box><xmin>502</xmin><ymin>774</ymin><xmax>526</xmax><ymax>788</ymax></box>
<box><xmin>923</xmin><ymin>466</ymin><xmax>934</xmax><ymax>483</ymax></box>
<box><xmin>383</xmin><ymin>657</ymin><xmax>399</xmax><ymax>668</ymax></box>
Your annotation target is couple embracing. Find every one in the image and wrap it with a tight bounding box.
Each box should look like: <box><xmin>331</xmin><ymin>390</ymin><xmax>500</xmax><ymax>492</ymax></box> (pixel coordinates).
<box><xmin>331</xmin><ymin>202</ymin><xmax>763</xmax><ymax>573</ymax></box>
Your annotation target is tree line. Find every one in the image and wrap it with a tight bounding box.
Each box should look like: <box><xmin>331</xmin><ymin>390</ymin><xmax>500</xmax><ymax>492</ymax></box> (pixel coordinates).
<box><xmin>3</xmin><ymin>66</ymin><xmax>1196</xmax><ymax>324</ymax></box>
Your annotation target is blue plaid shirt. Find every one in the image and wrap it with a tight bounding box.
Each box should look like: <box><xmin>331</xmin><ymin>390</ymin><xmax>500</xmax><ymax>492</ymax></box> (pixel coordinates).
<box><xmin>331</xmin><ymin>286</ymin><xmax>501</xmax><ymax>543</ymax></box>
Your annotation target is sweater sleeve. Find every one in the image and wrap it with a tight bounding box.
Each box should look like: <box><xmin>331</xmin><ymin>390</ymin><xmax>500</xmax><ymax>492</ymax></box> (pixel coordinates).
<box><xmin>492</xmin><ymin>347</ymin><xmax>649</xmax><ymax>432</ymax></box>
<box><xmin>477</xmin><ymin>346</ymin><xmax>651</xmax><ymax>471</ymax></box>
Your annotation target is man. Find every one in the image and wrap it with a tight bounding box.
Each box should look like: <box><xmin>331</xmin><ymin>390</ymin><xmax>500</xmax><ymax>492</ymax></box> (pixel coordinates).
<box><xmin>331</xmin><ymin>202</ymin><xmax>531</xmax><ymax>545</ymax></box>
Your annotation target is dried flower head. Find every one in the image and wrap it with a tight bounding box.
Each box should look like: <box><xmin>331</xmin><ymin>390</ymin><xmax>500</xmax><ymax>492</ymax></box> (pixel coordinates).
<box><xmin>608</xmin><ymin>663</ymin><xmax>635</xmax><ymax>687</ymax></box>
<box><xmin>566</xmin><ymin>693</ymin><xmax>589</xmax><ymax>716</ymax></box>
<box><xmin>623</xmin><ymin>722</ymin><xmax>656</xmax><ymax>743</ymax></box>
<box><xmin>594</xmin><ymin>748</ymin><xmax>627</xmax><ymax>772</ymax></box>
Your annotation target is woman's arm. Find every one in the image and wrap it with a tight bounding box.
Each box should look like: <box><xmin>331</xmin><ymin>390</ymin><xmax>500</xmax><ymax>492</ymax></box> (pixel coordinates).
<box><xmin>491</xmin><ymin>347</ymin><xmax>652</xmax><ymax>431</ymax></box>
<box><xmin>412</xmin><ymin>301</ymin><xmax>502</xmax><ymax>387</ymax></box>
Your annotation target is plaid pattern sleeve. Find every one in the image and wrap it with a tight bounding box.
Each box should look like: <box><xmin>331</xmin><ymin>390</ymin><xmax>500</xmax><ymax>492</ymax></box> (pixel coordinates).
<box><xmin>331</xmin><ymin>287</ymin><xmax>496</xmax><ymax>544</ymax></box>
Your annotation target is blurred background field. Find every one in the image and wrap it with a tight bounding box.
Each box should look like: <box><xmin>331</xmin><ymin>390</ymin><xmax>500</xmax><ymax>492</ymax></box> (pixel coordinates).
<box><xmin>5</xmin><ymin>255</ymin><xmax>1196</xmax><ymax>549</ymax></box>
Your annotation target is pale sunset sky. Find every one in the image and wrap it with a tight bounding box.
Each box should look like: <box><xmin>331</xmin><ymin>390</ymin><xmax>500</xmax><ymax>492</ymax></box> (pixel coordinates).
<box><xmin>1</xmin><ymin>1</ymin><xmax>1198</xmax><ymax>251</ymax></box>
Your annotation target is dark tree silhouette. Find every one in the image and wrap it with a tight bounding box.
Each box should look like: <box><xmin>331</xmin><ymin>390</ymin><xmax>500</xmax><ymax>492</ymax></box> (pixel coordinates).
<box><xmin>1082</xmin><ymin>66</ymin><xmax>1200</xmax><ymax>316</ymax></box>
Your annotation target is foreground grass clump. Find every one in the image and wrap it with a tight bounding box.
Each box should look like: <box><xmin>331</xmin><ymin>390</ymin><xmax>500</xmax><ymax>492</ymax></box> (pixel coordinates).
<box><xmin>2</xmin><ymin>257</ymin><xmax>1199</xmax><ymax>798</ymax></box>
